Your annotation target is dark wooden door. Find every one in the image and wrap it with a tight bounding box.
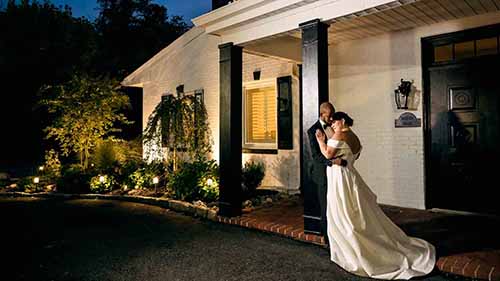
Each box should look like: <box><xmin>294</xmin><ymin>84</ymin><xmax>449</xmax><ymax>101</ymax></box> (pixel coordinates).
<box><xmin>429</xmin><ymin>56</ymin><xmax>500</xmax><ymax>214</ymax></box>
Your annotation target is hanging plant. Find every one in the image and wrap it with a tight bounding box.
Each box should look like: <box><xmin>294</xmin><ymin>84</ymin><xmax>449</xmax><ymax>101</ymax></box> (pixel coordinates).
<box><xmin>143</xmin><ymin>93</ymin><xmax>212</xmax><ymax>170</ymax></box>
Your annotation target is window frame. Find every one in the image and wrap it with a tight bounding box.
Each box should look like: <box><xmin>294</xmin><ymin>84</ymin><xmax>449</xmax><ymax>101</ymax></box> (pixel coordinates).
<box><xmin>242</xmin><ymin>78</ymin><xmax>278</xmax><ymax>150</ymax></box>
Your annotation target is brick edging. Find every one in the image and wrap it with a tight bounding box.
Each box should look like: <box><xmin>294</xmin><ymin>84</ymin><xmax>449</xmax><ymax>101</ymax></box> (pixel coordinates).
<box><xmin>437</xmin><ymin>255</ymin><xmax>499</xmax><ymax>281</ymax></box>
<box><xmin>215</xmin><ymin>215</ymin><xmax>325</xmax><ymax>246</ymax></box>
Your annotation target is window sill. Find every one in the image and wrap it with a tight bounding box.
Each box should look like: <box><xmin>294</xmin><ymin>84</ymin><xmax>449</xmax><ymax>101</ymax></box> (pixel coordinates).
<box><xmin>242</xmin><ymin>148</ymin><xmax>278</xmax><ymax>154</ymax></box>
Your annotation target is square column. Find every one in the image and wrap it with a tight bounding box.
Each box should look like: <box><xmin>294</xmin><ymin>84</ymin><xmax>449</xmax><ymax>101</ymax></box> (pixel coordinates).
<box><xmin>218</xmin><ymin>42</ymin><xmax>243</xmax><ymax>217</ymax></box>
<box><xmin>299</xmin><ymin>19</ymin><xmax>330</xmax><ymax>234</ymax></box>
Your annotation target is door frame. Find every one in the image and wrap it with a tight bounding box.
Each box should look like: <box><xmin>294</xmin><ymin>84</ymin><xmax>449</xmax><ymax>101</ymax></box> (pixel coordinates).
<box><xmin>421</xmin><ymin>23</ymin><xmax>500</xmax><ymax>209</ymax></box>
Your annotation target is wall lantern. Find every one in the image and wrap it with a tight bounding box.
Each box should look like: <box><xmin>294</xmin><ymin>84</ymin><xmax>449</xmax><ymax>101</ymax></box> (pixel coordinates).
<box><xmin>176</xmin><ymin>84</ymin><xmax>184</xmax><ymax>97</ymax></box>
<box><xmin>253</xmin><ymin>69</ymin><xmax>261</xmax><ymax>80</ymax></box>
<box><xmin>394</xmin><ymin>79</ymin><xmax>413</xmax><ymax>110</ymax></box>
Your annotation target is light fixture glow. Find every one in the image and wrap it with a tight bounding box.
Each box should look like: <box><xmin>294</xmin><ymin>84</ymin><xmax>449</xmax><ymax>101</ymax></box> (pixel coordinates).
<box><xmin>99</xmin><ymin>175</ymin><xmax>105</xmax><ymax>183</ymax></box>
<box><xmin>33</xmin><ymin>177</ymin><xmax>40</xmax><ymax>184</ymax></box>
<box><xmin>38</xmin><ymin>166</ymin><xmax>44</xmax><ymax>171</ymax></box>
<box><xmin>153</xmin><ymin>177</ymin><xmax>159</xmax><ymax>184</ymax></box>
<box><xmin>206</xmin><ymin>178</ymin><xmax>213</xmax><ymax>186</ymax></box>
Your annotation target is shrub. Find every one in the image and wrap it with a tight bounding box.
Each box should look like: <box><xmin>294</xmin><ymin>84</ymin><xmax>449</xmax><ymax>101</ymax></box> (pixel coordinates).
<box><xmin>17</xmin><ymin>177</ymin><xmax>45</xmax><ymax>193</ymax></box>
<box><xmin>56</xmin><ymin>164</ymin><xmax>94</xmax><ymax>194</ymax></box>
<box><xmin>242</xmin><ymin>161</ymin><xmax>265</xmax><ymax>199</ymax></box>
<box><xmin>128</xmin><ymin>160</ymin><xmax>167</xmax><ymax>190</ymax></box>
<box><xmin>91</xmin><ymin>139</ymin><xmax>143</xmax><ymax>174</ymax></box>
<box><xmin>90</xmin><ymin>175</ymin><xmax>116</xmax><ymax>193</ymax></box>
<box><xmin>113</xmin><ymin>159</ymin><xmax>141</xmax><ymax>189</ymax></box>
<box><xmin>129</xmin><ymin>168</ymin><xmax>154</xmax><ymax>189</ymax></box>
<box><xmin>43</xmin><ymin>149</ymin><xmax>62</xmax><ymax>181</ymax></box>
<box><xmin>167</xmin><ymin>159</ymin><xmax>219</xmax><ymax>202</ymax></box>
<box><xmin>199</xmin><ymin>174</ymin><xmax>219</xmax><ymax>202</ymax></box>
<box><xmin>92</xmin><ymin>140</ymin><xmax>119</xmax><ymax>173</ymax></box>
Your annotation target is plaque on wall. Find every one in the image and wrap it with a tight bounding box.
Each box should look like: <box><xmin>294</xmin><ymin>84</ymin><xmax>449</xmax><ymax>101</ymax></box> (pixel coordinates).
<box><xmin>395</xmin><ymin>112</ymin><xmax>421</xmax><ymax>128</ymax></box>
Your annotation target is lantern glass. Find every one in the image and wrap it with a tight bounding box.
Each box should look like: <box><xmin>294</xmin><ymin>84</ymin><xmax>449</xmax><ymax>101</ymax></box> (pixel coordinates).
<box><xmin>395</xmin><ymin>79</ymin><xmax>412</xmax><ymax>110</ymax></box>
<box><xmin>399</xmin><ymin>92</ymin><xmax>408</xmax><ymax>109</ymax></box>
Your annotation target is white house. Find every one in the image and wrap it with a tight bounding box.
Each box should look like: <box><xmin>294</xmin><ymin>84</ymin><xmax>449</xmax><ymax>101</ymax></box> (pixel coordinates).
<box><xmin>122</xmin><ymin>0</ymin><xmax>500</xmax><ymax>233</ymax></box>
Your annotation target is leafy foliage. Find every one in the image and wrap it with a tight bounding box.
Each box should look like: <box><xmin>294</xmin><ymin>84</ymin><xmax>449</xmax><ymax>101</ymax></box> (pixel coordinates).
<box><xmin>144</xmin><ymin>94</ymin><xmax>212</xmax><ymax>169</ymax></box>
<box><xmin>56</xmin><ymin>164</ymin><xmax>94</xmax><ymax>194</ymax></box>
<box><xmin>1</xmin><ymin>0</ymin><xmax>190</xmax><ymax>174</ymax></box>
<box><xmin>128</xmin><ymin>160</ymin><xmax>167</xmax><ymax>189</ymax></box>
<box><xmin>167</xmin><ymin>159</ymin><xmax>219</xmax><ymax>202</ymax></box>
<box><xmin>43</xmin><ymin>149</ymin><xmax>62</xmax><ymax>181</ymax></box>
<box><xmin>39</xmin><ymin>74</ymin><xmax>131</xmax><ymax>170</ymax></box>
<box><xmin>92</xmin><ymin>139</ymin><xmax>120</xmax><ymax>173</ymax></box>
<box><xmin>242</xmin><ymin>161</ymin><xmax>266</xmax><ymax>199</ymax></box>
<box><xmin>198</xmin><ymin>173</ymin><xmax>220</xmax><ymax>203</ymax></box>
<box><xmin>0</xmin><ymin>0</ymin><xmax>98</xmax><ymax>172</ymax></box>
<box><xmin>94</xmin><ymin>0</ymin><xmax>190</xmax><ymax>77</ymax></box>
<box><xmin>90</xmin><ymin>174</ymin><xmax>116</xmax><ymax>193</ymax></box>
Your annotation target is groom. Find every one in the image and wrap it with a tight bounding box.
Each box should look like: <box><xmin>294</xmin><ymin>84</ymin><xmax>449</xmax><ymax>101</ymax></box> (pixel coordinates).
<box><xmin>307</xmin><ymin>102</ymin><xmax>346</xmax><ymax>245</ymax></box>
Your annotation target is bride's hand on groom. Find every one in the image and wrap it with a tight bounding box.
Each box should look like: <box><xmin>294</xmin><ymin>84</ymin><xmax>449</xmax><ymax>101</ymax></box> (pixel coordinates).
<box><xmin>315</xmin><ymin>129</ymin><xmax>326</xmax><ymax>142</ymax></box>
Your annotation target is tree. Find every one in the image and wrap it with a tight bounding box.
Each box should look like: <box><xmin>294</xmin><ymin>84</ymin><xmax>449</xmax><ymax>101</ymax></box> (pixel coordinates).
<box><xmin>0</xmin><ymin>0</ymin><xmax>190</xmax><ymax>175</ymax></box>
<box><xmin>143</xmin><ymin>94</ymin><xmax>212</xmax><ymax>170</ymax></box>
<box><xmin>39</xmin><ymin>74</ymin><xmax>131</xmax><ymax>170</ymax></box>
<box><xmin>94</xmin><ymin>0</ymin><xmax>190</xmax><ymax>78</ymax></box>
<box><xmin>0</xmin><ymin>0</ymin><xmax>97</xmax><ymax>174</ymax></box>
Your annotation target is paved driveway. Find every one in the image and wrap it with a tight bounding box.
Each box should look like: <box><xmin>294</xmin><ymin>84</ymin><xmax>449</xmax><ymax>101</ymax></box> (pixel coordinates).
<box><xmin>0</xmin><ymin>197</ymin><xmax>462</xmax><ymax>281</ymax></box>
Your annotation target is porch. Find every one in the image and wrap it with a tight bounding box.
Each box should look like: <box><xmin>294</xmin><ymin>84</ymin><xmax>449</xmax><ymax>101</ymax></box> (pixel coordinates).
<box><xmin>216</xmin><ymin>196</ymin><xmax>500</xmax><ymax>280</ymax></box>
<box><xmin>194</xmin><ymin>0</ymin><xmax>500</xmax><ymax>231</ymax></box>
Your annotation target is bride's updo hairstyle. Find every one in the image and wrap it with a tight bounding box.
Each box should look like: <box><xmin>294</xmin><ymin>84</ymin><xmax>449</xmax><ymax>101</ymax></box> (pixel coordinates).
<box><xmin>332</xmin><ymin>112</ymin><xmax>354</xmax><ymax>127</ymax></box>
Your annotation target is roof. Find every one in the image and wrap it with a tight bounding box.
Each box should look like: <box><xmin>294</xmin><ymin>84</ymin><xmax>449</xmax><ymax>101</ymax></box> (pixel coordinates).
<box><xmin>121</xmin><ymin>26</ymin><xmax>206</xmax><ymax>87</ymax></box>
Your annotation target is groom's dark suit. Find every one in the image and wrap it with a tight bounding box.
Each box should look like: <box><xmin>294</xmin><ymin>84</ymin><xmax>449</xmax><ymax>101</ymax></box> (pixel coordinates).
<box><xmin>307</xmin><ymin>120</ymin><xmax>346</xmax><ymax>243</ymax></box>
<box><xmin>307</xmin><ymin>121</ymin><xmax>331</xmax><ymax>241</ymax></box>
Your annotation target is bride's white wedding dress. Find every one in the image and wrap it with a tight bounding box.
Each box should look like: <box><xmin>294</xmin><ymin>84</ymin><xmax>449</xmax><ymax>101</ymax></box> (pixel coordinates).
<box><xmin>326</xmin><ymin>138</ymin><xmax>436</xmax><ymax>280</ymax></box>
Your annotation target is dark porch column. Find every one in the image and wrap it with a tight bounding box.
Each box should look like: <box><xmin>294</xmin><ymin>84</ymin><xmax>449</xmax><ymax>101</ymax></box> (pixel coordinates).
<box><xmin>299</xmin><ymin>19</ymin><xmax>329</xmax><ymax>234</ymax></box>
<box><xmin>218</xmin><ymin>42</ymin><xmax>243</xmax><ymax>217</ymax></box>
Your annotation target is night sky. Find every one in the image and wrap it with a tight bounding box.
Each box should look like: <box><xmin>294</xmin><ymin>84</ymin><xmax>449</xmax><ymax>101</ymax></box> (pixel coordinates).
<box><xmin>2</xmin><ymin>0</ymin><xmax>212</xmax><ymax>22</ymax></box>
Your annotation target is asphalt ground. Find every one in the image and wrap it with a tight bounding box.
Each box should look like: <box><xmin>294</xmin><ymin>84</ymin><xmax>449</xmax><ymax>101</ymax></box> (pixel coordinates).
<box><xmin>0</xmin><ymin>197</ymin><xmax>469</xmax><ymax>281</ymax></box>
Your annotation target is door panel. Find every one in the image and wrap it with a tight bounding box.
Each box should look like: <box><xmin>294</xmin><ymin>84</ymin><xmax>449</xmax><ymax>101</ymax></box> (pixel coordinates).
<box><xmin>429</xmin><ymin>57</ymin><xmax>500</xmax><ymax>214</ymax></box>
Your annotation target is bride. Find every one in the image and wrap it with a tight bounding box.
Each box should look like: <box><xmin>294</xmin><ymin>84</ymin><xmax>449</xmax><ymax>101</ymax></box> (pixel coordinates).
<box><xmin>315</xmin><ymin>111</ymin><xmax>435</xmax><ymax>280</ymax></box>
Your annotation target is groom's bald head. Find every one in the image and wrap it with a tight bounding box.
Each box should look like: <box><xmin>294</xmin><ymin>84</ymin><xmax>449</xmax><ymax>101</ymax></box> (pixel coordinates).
<box><xmin>320</xmin><ymin>102</ymin><xmax>335</xmax><ymax>115</ymax></box>
<box><xmin>319</xmin><ymin>102</ymin><xmax>335</xmax><ymax>125</ymax></box>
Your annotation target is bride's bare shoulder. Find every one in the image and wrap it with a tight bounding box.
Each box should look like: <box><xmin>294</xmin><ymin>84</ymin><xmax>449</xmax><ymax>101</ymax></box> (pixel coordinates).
<box><xmin>332</xmin><ymin>130</ymin><xmax>344</xmax><ymax>141</ymax></box>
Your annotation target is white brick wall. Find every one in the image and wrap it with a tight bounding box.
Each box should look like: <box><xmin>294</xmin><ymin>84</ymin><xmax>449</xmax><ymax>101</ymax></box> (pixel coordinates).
<box><xmin>132</xmin><ymin>27</ymin><xmax>222</xmax><ymax>162</ymax></box>
<box><xmin>329</xmin><ymin>11</ymin><xmax>500</xmax><ymax>209</ymax></box>
<box><xmin>242</xmin><ymin>53</ymin><xmax>301</xmax><ymax>193</ymax></box>
<box><xmin>130</xmin><ymin>30</ymin><xmax>301</xmax><ymax>192</ymax></box>
<box><xmin>131</xmin><ymin>10</ymin><xmax>500</xmax><ymax>206</ymax></box>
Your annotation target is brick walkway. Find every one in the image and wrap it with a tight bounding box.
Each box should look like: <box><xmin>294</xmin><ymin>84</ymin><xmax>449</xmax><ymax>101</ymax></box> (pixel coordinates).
<box><xmin>216</xmin><ymin>196</ymin><xmax>500</xmax><ymax>281</ymax></box>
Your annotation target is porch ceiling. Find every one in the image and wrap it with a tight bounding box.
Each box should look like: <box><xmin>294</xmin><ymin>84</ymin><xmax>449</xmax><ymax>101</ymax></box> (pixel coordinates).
<box><xmin>325</xmin><ymin>0</ymin><xmax>500</xmax><ymax>44</ymax></box>
<box><xmin>242</xmin><ymin>0</ymin><xmax>500</xmax><ymax>62</ymax></box>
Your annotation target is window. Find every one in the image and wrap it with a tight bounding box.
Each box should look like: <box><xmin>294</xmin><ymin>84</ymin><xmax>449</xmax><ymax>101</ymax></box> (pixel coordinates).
<box><xmin>476</xmin><ymin>37</ymin><xmax>498</xmax><ymax>56</ymax></box>
<box><xmin>434</xmin><ymin>44</ymin><xmax>453</xmax><ymax>62</ymax></box>
<box><xmin>432</xmin><ymin>35</ymin><xmax>499</xmax><ymax>63</ymax></box>
<box><xmin>454</xmin><ymin>40</ymin><xmax>474</xmax><ymax>60</ymax></box>
<box><xmin>244</xmin><ymin>81</ymin><xmax>277</xmax><ymax>148</ymax></box>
